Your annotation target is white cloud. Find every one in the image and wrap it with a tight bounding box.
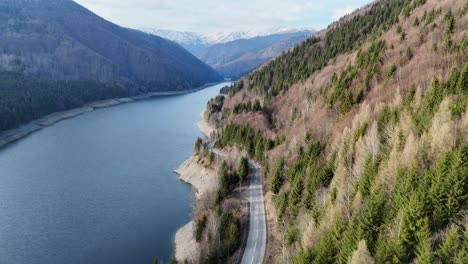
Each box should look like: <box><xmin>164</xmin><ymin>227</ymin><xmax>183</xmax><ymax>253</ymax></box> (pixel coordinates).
<box><xmin>74</xmin><ymin>0</ymin><xmax>372</xmax><ymax>33</ymax></box>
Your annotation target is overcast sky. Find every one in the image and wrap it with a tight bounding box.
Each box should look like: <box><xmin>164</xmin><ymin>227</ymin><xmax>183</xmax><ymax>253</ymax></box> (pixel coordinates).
<box><xmin>73</xmin><ymin>0</ymin><xmax>373</xmax><ymax>33</ymax></box>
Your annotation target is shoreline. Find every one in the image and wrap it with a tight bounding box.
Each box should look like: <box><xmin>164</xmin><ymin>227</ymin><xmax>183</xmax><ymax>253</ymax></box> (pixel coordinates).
<box><xmin>196</xmin><ymin>111</ymin><xmax>215</xmax><ymax>139</ymax></box>
<box><xmin>173</xmin><ymin>113</ymin><xmax>217</xmax><ymax>262</ymax></box>
<box><xmin>0</xmin><ymin>85</ymin><xmax>217</xmax><ymax>150</ymax></box>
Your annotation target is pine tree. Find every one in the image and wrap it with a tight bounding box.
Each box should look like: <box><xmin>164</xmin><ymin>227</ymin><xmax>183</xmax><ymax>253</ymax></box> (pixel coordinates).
<box><xmin>194</xmin><ymin>137</ymin><xmax>203</xmax><ymax>154</ymax></box>
<box><xmin>359</xmin><ymin>156</ymin><xmax>378</xmax><ymax>197</ymax></box>
<box><xmin>399</xmin><ymin>192</ymin><xmax>428</xmax><ymax>262</ymax></box>
<box><xmin>430</xmin><ymin>147</ymin><xmax>468</xmax><ymax>229</ymax></box>
<box><xmin>271</xmin><ymin>158</ymin><xmax>284</xmax><ymax>194</ymax></box>
<box><xmin>253</xmin><ymin>100</ymin><xmax>262</xmax><ymax>112</ymax></box>
<box><xmin>414</xmin><ymin>217</ymin><xmax>433</xmax><ymax>264</ymax></box>
<box><xmin>220</xmin><ymin>161</ymin><xmax>230</xmax><ymax>194</ymax></box>
<box><xmin>228</xmin><ymin>221</ymin><xmax>239</xmax><ymax>246</ymax></box>
<box><xmin>447</xmin><ymin>67</ymin><xmax>460</xmax><ymax>94</ymax></box>
<box><xmin>436</xmin><ymin>226</ymin><xmax>461</xmax><ymax>263</ymax></box>
<box><xmin>255</xmin><ymin>140</ymin><xmax>263</xmax><ymax>161</ymax></box>
<box><xmin>313</xmin><ymin>220</ymin><xmax>344</xmax><ymax>263</ymax></box>
<box><xmin>456</xmin><ymin>63</ymin><xmax>468</xmax><ymax>94</ymax></box>
<box><xmin>289</xmin><ymin>178</ymin><xmax>303</xmax><ymax>206</ymax></box>
<box><xmin>406</xmin><ymin>47</ymin><xmax>413</xmax><ymax>60</ymax></box>
<box><xmin>359</xmin><ymin>186</ymin><xmax>386</xmax><ymax>253</ymax></box>
<box><xmin>454</xmin><ymin>225</ymin><xmax>468</xmax><ymax>264</ymax></box>
<box><xmin>238</xmin><ymin>157</ymin><xmax>249</xmax><ymax>182</ymax></box>
<box><xmin>338</xmin><ymin>218</ymin><xmax>361</xmax><ymax>263</ymax></box>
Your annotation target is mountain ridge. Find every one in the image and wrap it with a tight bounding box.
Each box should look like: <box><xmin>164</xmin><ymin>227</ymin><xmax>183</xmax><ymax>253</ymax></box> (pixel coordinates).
<box><xmin>0</xmin><ymin>0</ymin><xmax>221</xmax><ymax>89</ymax></box>
<box><xmin>142</xmin><ymin>27</ymin><xmax>315</xmax><ymax>47</ymax></box>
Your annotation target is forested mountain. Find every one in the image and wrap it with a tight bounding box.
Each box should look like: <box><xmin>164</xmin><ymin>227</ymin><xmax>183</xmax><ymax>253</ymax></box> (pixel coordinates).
<box><xmin>0</xmin><ymin>0</ymin><xmax>221</xmax><ymax>131</ymax></box>
<box><xmin>197</xmin><ymin>30</ymin><xmax>315</xmax><ymax>79</ymax></box>
<box><xmin>197</xmin><ymin>0</ymin><xmax>468</xmax><ymax>263</ymax></box>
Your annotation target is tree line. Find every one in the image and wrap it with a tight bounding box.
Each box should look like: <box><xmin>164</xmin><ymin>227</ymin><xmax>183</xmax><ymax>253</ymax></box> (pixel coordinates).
<box><xmin>0</xmin><ymin>71</ymin><xmax>136</xmax><ymax>131</ymax></box>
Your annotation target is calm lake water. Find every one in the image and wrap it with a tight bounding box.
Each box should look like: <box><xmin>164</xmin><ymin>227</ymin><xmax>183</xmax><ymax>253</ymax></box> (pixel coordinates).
<box><xmin>0</xmin><ymin>83</ymin><xmax>228</xmax><ymax>264</ymax></box>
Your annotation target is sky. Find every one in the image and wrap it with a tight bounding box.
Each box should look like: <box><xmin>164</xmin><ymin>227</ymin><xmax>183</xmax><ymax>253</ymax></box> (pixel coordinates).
<box><xmin>73</xmin><ymin>0</ymin><xmax>374</xmax><ymax>33</ymax></box>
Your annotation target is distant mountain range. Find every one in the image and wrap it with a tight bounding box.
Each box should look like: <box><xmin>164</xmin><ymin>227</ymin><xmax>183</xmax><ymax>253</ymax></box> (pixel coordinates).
<box><xmin>143</xmin><ymin>28</ymin><xmax>315</xmax><ymax>54</ymax></box>
<box><xmin>144</xmin><ymin>28</ymin><xmax>316</xmax><ymax>79</ymax></box>
<box><xmin>0</xmin><ymin>0</ymin><xmax>221</xmax><ymax>90</ymax></box>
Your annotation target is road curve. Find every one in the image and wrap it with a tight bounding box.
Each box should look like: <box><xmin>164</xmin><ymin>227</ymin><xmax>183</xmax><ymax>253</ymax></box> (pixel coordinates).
<box><xmin>241</xmin><ymin>162</ymin><xmax>267</xmax><ymax>264</ymax></box>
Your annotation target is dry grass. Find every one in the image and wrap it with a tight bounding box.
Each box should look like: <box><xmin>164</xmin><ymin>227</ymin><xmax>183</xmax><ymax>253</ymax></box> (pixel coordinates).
<box><xmin>349</xmin><ymin>240</ymin><xmax>376</xmax><ymax>264</ymax></box>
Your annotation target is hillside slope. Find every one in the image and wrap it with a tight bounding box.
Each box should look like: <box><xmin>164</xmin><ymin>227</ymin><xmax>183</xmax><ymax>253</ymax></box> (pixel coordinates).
<box><xmin>0</xmin><ymin>0</ymin><xmax>221</xmax><ymax>89</ymax></box>
<box><xmin>203</xmin><ymin>0</ymin><xmax>468</xmax><ymax>263</ymax></box>
<box><xmin>198</xmin><ymin>31</ymin><xmax>314</xmax><ymax>79</ymax></box>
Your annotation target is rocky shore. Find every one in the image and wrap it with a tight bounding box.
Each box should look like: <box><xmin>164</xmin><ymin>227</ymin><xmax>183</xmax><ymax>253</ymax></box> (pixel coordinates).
<box><xmin>173</xmin><ymin>155</ymin><xmax>217</xmax><ymax>199</ymax></box>
<box><xmin>196</xmin><ymin>111</ymin><xmax>215</xmax><ymax>138</ymax></box>
<box><xmin>173</xmin><ymin>114</ymin><xmax>217</xmax><ymax>262</ymax></box>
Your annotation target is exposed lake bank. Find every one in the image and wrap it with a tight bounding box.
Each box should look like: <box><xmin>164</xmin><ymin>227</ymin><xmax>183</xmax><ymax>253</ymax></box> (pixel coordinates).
<box><xmin>196</xmin><ymin>111</ymin><xmax>216</xmax><ymax>138</ymax></box>
<box><xmin>173</xmin><ymin>112</ymin><xmax>217</xmax><ymax>262</ymax></box>
<box><xmin>0</xmin><ymin>86</ymin><xmax>218</xmax><ymax>150</ymax></box>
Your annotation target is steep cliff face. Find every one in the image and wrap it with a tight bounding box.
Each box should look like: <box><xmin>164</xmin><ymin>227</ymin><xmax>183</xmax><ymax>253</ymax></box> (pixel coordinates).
<box><xmin>207</xmin><ymin>0</ymin><xmax>468</xmax><ymax>262</ymax></box>
<box><xmin>0</xmin><ymin>0</ymin><xmax>221</xmax><ymax>90</ymax></box>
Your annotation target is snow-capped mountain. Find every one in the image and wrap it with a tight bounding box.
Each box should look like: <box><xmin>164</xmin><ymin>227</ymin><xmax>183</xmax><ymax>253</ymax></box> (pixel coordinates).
<box><xmin>144</xmin><ymin>29</ymin><xmax>208</xmax><ymax>45</ymax></box>
<box><xmin>142</xmin><ymin>27</ymin><xmax>316</xmax><ymax>79</ymax></box>
<box><xmin>141</xmin><ymin>27</ymin><xmax>315</xmax><ymax>54</ymax></box>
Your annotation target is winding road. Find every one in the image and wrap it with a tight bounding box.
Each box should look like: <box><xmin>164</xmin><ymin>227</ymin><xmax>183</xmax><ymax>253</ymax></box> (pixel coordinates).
<box><xmin>241</xmin><ymin>162</ymin><xmax>267</xmax><ymax>264</ymax></box>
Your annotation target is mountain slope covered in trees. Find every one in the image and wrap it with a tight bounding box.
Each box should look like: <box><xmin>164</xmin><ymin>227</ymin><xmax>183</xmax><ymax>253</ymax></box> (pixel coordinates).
<box><xmin>0</xmin><ymin>0</ymin><xmax>221</xmax><ymax>132</ymax></box>
<box><xmin>197</xmin><ymin>30</ymin><xmax>315</xmax><ymax>79</ymax></box>
<box><xmin>201</xmin><ymin>0</ymin><xmax>468</xmax><ymax>263</ymax></box>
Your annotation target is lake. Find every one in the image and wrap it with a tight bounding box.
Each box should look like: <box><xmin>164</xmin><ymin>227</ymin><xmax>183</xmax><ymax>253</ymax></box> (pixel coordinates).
<box><xmin>0</xmin><ymin>83</ymin><xmax>228</xmax><ymax>263</ymax></box>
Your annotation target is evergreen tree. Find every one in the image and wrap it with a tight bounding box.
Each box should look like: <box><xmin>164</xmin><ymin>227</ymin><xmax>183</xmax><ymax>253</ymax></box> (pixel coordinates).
<box><xmin>359</xmin><ymin>186</ymin><xmax>386</xmax><ymax>253</ymax></box>
<box><xmin>275</xmin><ymin>191</ymin><xmax>288</xmax><ymax>220</ymax></box>
<box><xmin>399</xmin><ymin>192</ymin><xmax>428</xmax><ymax>262</ymax></box>
<box><xmin>271</xmin><ymin>158</ymin><xmax>284</xmax><ymax>194</ymax></box>
<box><xmin>454</xmin><ymin>225</ymin><xmax>468</xmax><ymax>264</ymax></box>
<box><xmin>406</xmin><ymin>47</ymin><xmax>413</xmax><ymax>60</ymax></box>
<box><xmin>255</xmin><ymin>140</ymin><xmax>263</xmax><ymax>161</ymax></box>
<box><xmin>447</xmin><ymin>67</ymin><xmax>460</xmax><ymax>94</ymax></box>
<box><xmin>253</xmin><ymin>100</ymin><xmax>262</xmax><ymax>112</ymax></box>
<box><xmin>289</xmin><ymin>178</ymin><xmax>303</xmax><ymax>206</ymax></box>
<box><xmin>228</xmin><ymin>221</ymin><xmax>239</xmax><ymax>246</ymax></box>
<box><xmin>359</xmin><ymin>156</ymin><xmax>378</xmax><ymax>197</ymax></box>
<box><xmin>436</xmin><ymin>226</ymin><xmax>461</xmax><ymax>263</ymax></box>
<box><xmin>430</xmin><ymin>147</ymin><xmax>467</xmax><ymax>230</ymax></box>
<box><xmin>313</xmin><ymin>220</ymin><xmax>344</xmax><ymax>263</ymax></box>
<box><xmin>194</xmin><ymin>137</ymin><xmax>203</xmax><ymax>154</ymax></box>
<box><xmin>414</xmin><ymin>217</ymin><xmax>433</xmax><ymax>264</ymax></box>
<box><xmin>338</xmin><ymin>217</ymin><xmax>361</xmax><ymax>263</ymax></box>
<box><xmin>456</xmin><ymin>63</ymin><xmax>468</xmax><ymax>94</ymax></box>
<box><xmin>238</xmin><ymin>157</ymin><xmax>249</xmax><ymax>182</ymax></box>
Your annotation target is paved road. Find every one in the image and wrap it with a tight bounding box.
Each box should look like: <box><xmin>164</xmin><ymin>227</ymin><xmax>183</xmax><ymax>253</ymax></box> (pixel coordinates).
<box><xmin>241</xmin><ymin>162</ymin><xmax>267</xmax><ymax>264</ymax></box>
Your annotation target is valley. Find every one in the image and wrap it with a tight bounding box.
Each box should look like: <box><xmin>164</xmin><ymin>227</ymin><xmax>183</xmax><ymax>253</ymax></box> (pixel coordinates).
<box><xmin>0</xmin><ymin>0</ymin><xmax>466</xmax><ymax>263</ymax></box>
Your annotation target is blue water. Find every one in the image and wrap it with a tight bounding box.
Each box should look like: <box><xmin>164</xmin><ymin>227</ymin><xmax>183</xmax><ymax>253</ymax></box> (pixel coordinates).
<box><xmin>0</xmin><ymin>83</ymin><xmax>228</xmax><ymax>264</ymax></box>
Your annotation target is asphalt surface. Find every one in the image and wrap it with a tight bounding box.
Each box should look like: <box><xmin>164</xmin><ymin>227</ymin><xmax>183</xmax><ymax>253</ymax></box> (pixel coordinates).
<box><xmin>241</xmin><ymin>162</ymin><xmax>267</xmax><ymax>264</ymax></box>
